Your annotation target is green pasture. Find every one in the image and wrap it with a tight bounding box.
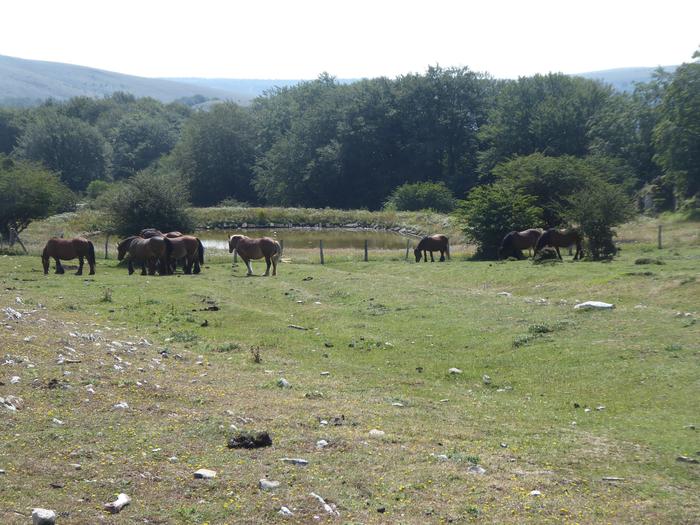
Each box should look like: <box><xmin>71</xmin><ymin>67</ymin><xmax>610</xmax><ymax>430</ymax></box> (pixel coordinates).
<box><xmin>0</xmin><ymin>225</ymin><xmax>698</xmax><ymax>523</ymax></box>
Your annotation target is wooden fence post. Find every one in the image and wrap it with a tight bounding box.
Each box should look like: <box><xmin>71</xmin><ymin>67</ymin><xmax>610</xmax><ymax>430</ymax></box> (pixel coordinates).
<box><xmin>319</xmin><ymin>240</ymin><xmax>324</xmax><ymax>265</ymax></box>
<box><xmin>405</xmin><ymin>239</ymin><xmax>410</xmax><ymax>260</ymax></box>
<box><xmin>364</xmin><ymin>239</ymin><xmax>368</xmax><ymax>262</ymax></box>
<box><xmin>658</xmin><ymin>224</ymin><xmax>662</xmax><ymax>249</ymax></box>
<box><xmin>104</xmin><ymin>234</ymin><xmax>110</xmax><ymax>259</ymax></box>
<box><xmin>280</xmin><ymin>239</ymin><xmax>284</xmax><ymax>255</ymax></box>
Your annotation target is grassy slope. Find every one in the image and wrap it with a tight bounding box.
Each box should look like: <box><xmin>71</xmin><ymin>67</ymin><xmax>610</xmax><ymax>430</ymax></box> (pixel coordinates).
<box><xmin>0</xmin><ymin>228</ymin><xmax>698</xmax><ymax>524</ymax></box>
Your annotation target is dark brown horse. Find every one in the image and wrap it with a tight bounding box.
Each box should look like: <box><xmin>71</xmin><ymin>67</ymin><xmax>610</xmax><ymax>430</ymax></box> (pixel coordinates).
<box><xmin>535</xmin><ymin>228</ymin><xmax>583</xmax><ymax>260</ymax></box>
<box><xmin>167</xmin><ymin>235</ymin><xmax>204</xmax><ymax>274</ymax></box>
<box><xmin>414</xmin><ymin>234</ymin><xmax>450</xmax><ymax>262</ymax></box>
<box><xmin>42</xmin><ymin>237</ymin><xmax>96</xmax><ymax>275</ymax></box>
<box><xmin>499</xmin><ymin>228</ymin><xmax>543</xmax><ymax>259</ymax></box>
<box><xmin>140</xmin><ymin>228</ymin><xmax>183</xmax><ymax>239</ymax></box>
<box><xmin>117</xmin><ymin>236</ymin><xmax>172</xmax><ymax>275</ymax></box>
<box><xmin>228</xmin><ymin>235</ymin><xmax>281</xmax><ymax>276</ymax></box>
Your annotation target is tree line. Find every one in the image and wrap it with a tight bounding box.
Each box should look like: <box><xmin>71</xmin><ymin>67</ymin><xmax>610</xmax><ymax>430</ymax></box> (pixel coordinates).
<box><xmin>1</xmin><ymin>51</ymin><xmax>697</xmax><ymax>254</ymax></box>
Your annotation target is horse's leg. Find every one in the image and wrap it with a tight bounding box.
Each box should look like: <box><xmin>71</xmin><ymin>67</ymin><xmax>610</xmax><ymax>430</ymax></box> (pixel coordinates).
<box><xmin>128</xmin><ymin>260</ymin><xmax>135</xmax><ymax>275</ymax></box>
<box><xmin>430</xmin><ymin>251</ymin><xmax>435</xmax><ymax>262</ymax></box>
<box><xmin>184</xmin><ymin>256</ymin><xmax>192</xmax><ymax>275</ymax></box>
<box><xmin>439</xmin><ymin>250</ymin><xmax>445</xmax><ymax>262</ymax></box>
<box><xmin>555</xmin><ymin>247</ymin><xmax>562</xmax><ymax>260</ymax></box>
<box><xmin>271</xmin><ymin>256</ymin><xmax>277</xmax><ymax>276</ymax></box>
<box><xmin>140</xmin><ymin>261</ymin><xmax>147</xmax><ymax>275</ymax></box>
<box><xmin>76</xmin><ymin>256</ymin><xmax>84</xmax><ymax>275</ymax></box>
<box><xmin>244</xmin><ymin>258</ymin><xmax>253</xmax><ymax>276</ymax></box>
<box><xmin>54</xmin><ymin>258</ymin><xmax>64</xmax><ymax>274</ymax></box>
<box><xmin>263</xmin><ymin>256</ymin><xmax>271</xmax><ymax>276</ymax></box>
<box><xmin>192</xmin><ymin>254</ymin><xmax>201</xmax><ymax>274</ymax></box>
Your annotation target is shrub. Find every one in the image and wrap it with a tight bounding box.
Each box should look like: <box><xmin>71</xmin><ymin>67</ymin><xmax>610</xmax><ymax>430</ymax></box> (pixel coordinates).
<box><xmin>455</xmin><ymin>184</ymin><xmax>542</xmax><ymax>259</ymax></box>
<box><xmin>384</xmin><ymin>181</ymin><xmax>456</xmax><ymax>213</ymax></box>
<box><xmin>96</xmin><ymin>168</ymin><xmax>194</xmax><ymax>236</ymax></box>
<box><xmin>564</xmin><ymin>180</ymin><xmax>634</xmax><ymax>260</ymax></box>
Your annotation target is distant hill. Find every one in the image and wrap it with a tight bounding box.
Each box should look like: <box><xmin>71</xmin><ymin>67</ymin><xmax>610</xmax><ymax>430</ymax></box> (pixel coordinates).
<box><xmin>0</xmin><ymin>54</ymin><xmax>244</xmax><ymax>106</ymax></box>
<box><xmin>574</xmin><ymin>66</ymin><xmax>678</xmax><ymax>92</ymax></box>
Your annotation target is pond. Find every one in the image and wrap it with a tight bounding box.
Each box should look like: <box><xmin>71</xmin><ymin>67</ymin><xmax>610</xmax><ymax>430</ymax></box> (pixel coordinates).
<box><xmin>196</xmin><ymin>228</ymin><xmax>412</xmax><ymax>251</ymax></box>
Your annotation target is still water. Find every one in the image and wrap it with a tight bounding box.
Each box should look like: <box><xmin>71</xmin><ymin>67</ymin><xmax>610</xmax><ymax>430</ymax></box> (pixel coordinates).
<box><xmin>196</xmin><ymin>228</ymin><xmax>412</xmax><ymax>251</ymax></box>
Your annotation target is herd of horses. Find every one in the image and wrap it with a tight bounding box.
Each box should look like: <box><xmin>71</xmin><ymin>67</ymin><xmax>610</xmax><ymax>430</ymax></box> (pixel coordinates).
<box><xmin>40</xmin><ymin>227</ymin><xmax>582</xmax><ymax>277</ymax></box>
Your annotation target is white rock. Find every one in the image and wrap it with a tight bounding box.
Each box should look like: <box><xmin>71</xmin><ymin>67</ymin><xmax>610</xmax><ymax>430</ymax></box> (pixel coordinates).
<box><xmin>574</xmin><ymin>301</ymin><xmax>615</xmax><ymax>310</ymax></box>
<box><xmin>69</xmin><ymin>463</ymin><xmax>81</xmax><ymax>470</ymax></box>
<box><xmin>319</xmin><ymin>419</ymin><xmax>329</xmax><ymax>426</ymax></box>
<box><xmin>310</xmin><ymin>492</ymin><xmax>339</xmax><ymax>516</ymax></box>
<box><xmin>316</xmin><ymin>439</ymin><xmax>329</xmax><ymax>449</ymax></box>
<box><xmin>52</xmin><ymin>418</ymin><xmax>64</xmax><ymax>426</ymax></box>
<box><xmin>194</xmin><ymin>468</ymin><xmax>217</xmax><ymax>479</ymax></box>
<box><xmin>449</xmin><ymin>368</ymin><xmax>462</xmax><ymax>375</ymax></box>
<box><xmin>279</xmin><ymin>506</ymin><xmax>294</xmax><ymax>516</ymax></box>
<box><xmin>436</xmin><ymin>454</ymin><xmax>449</xmax><ymax>461</ymax></box>
<box><xmin>113</xmin><ymin>401</ymin><xmax>129</xmax><ymax>410</ymax></box>
<box><xmin>596</xmin><ymin>405</ymin><xmax>606</xmax><ymax>411</ymax></box>
<box><xmin>529</xmin><ymin>489</ymin><xmax>542</xmax><ymax>496</ymax></box>
<box><xmin>259</xmin><ymin>479</ymin><xmax>281</xmax><ymax>490</ymax></box>
<box><xmin>277</xmin><ymin>378</ymin><xmax>291</xmax><ymax>388</ymax></box>
<box><xmin>467</xmin><ymin>465</ymin><xmax>487</xmax><ymax>475</ymax></box>
<box><xmin>497</xmin><ymin>292</ymin><xmax>512</xmax><ymax>297</ymax></box>
<box><xmin>104</xmin><ymin>492</ymin><xmax>131</xmax><ymax>513</ymax></box>
<box><xmin>320</xmin><ymin>371</ymin><xmax>330</xmax><ymax>376</ymax></box>
<box><xmin>368</xmin><ymin>429</ymin><xmax>385</xmax><ymax>438</ymax></box>
<box><xmin>10</xmin><ymin>376</ymin><xmax>20</xmax><ymax>384</ymax></box>
<box><xmin>391</xmin><ymin>402</ymin><xmax>404</xmax><ymax>407</ymax></box>
<box><xmin>281</xmin><ymin>457</ymin><xmax>309</xmax><ymax>466</ymax></box>
<box><xmin>32</xmin><ymin>508</ymin><xmax>57</xmax><ymax>525</ymax></box>
<box><xmin>482</xmin><ymin>374</ymin><xmax>492</xmax><ymax>385</ymax></box>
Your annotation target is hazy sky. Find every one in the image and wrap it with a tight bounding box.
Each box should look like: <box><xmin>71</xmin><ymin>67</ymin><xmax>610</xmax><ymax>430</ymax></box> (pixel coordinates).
<box><xmin>1</xmin><ymin>0</ymin><xmax>697</xmax><ymax>79</ymax></box>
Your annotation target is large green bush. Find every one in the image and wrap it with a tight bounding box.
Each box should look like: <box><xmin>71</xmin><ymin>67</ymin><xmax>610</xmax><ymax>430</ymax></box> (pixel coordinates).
<box><xmin>97</xmin><ymin>168</ymin><xmax>194</xmax><ymax>236</ymax></box>
<box><xmin>384</xmin><ymin>181</ymin><xmax>456</xmax><ymax>212</ymax></box>
<box><xmin>455</xmin><ymin>184</ymin><xmax>542</xmax><ymax>259</ymax></box>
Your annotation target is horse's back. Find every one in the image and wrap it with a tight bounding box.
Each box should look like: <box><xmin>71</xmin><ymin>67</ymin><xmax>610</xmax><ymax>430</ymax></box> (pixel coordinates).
<box><xmin>238</xmin><ymin>236</ymin><xmax>279</xmax><ymax>259</ymax></box>
<box><xmin>419</xmin><ymin>234</ymin><xmax>448</xmax><ymax>250</ymax></box>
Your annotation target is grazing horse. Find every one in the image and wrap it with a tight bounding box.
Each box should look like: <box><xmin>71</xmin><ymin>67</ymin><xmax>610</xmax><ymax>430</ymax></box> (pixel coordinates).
<box><xmin>499</xmin><ymin>228</ymin><xmax>543</xmax><ymax>259</ymax></box>
<box><xmin>167</xmin><ymin>235</ymin><xmax>204</xmax><ymax>274</ymax></box>
<box><xmin>228</xmin><ymin>235</ymin><xmax>281</xmax><ymax>276</ymax></box>
<box><xmin>42</xmin><ymin>237</ymin><xmax>96</xmax><ymax>275</ymax></box>
<box><xmin>117</xmin><ymin>236</ymin><xmax>172</xmax><ymax>275</ymax></box>
<box><xmin>535</xmin><ymin>228</ymin><xmax>583</xmax><ymax>260</ymax></box>
<box><xmin>140</xmin><ymin>228</ymin><xmax>183</xmax><ymax>239</ymax></box>
<box><xmin>414</xmin><ymin>234</ymin><xmax>450</xmax><ymax>262</ymax></box>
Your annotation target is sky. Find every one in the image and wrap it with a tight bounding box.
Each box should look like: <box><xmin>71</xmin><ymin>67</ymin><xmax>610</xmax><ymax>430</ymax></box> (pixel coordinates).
<box><xmin>1</xmin><ymin>0</ymin><xmax>698</xmax><ymax>80</ymax></box>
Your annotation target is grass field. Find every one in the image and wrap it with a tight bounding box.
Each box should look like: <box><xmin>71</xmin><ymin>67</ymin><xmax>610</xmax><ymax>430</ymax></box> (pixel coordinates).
<box><xmin>0</xmin><ymin>221</ymin><xmax>698</xmax><ymax>523</ymax></box>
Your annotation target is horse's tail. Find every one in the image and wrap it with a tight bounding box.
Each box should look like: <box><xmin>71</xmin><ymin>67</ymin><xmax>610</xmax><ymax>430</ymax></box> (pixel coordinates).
<box><xmin>86</xmin><ymin>240</ymin><xmax>96</xmax><ymax>266</ymax></box>
<box><xmin>197</xmin><ymin>238</ymin><xmax>205</xmax><ymax>264</ymax></box>
<box><xmin>273</xmin><ymin>240</ymin><xmax>282</xmax><ymax>263</ymax></box>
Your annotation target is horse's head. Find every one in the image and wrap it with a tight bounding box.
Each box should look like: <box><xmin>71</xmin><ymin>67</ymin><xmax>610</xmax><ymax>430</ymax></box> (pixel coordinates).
<box><xmin>116</xmin><ymin>237</ymin><xmax>133</xmax><ymax>260</ymax></box>
<box><xmin>414</xmin><ymin>247</ymin><xmax>421</xmax><ymax>262</ymax></box>
<box><xmin>228</xmin><ymin>235</ymin><xmax>244</xmax><ymax>253</ymax></box>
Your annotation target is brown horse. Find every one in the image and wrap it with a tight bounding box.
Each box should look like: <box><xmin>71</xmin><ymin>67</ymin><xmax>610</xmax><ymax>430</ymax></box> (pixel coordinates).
<box><xmin>414</xmin><ymin>234</ymin><xmax>450</xmax><ymax>262</ymax></box>
<box><xmin>42</xmin><ymin>237</ymin><xmax>96</xmax><ymax>275</ymax></box>
<box><xmin>140</xmin><ymin>228</ymin><xmax>183</xmax><ymax>239</ymax></box>
<box><xmin>499</xmin><ymin>228</ymin><xmax>543</xmax><ymax>259</ymax></box>
<box><xmin>167</xmin><ymin>235</ymin><xmax>204</xmax><ymax>274</ymax></box>
<box><xmin>535</xmin><ymin>228</ymin><xmax>583</xmax><ymax>260</ymax></box>
<box><xmin>228</xmin><ymin>235</ymin><xmax>281</xmax><ymax>276</ymax></box>
<box><xmin>117</xmin><ymin>236</ymin><xmax>172</xmax><ymax>275</ymax></box>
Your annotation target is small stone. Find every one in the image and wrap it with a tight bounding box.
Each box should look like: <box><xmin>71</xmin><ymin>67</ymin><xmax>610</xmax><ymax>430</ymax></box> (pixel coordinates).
<box><xmin>448</xmin><ymin>368</ymin><xmax>462</xmax><ymax>375</ymax></box>
<box><xmin>467</xmin><ymin>465</ymin><xmax>486</xmax><ymax>475</ymax></box>
<box><xmin>676</xmin><ymin>455</ymin><xmax>699</xmax><ymax>464</ymax></box>
<box><xmin>497</xmin><ymin>292</ymin><xmax>512</xmax><ymax>297</ymax></box>
<box><xmin>482</xmin><ymin>374</ymin><xmax>492</xmax><ymax>385</ymax></box>
<box><xmin>104</xmin><ymin>493</ymin><xmax>131</xmax><ymax>514</ymax></box>
<box><xmin>10</xmin><ymin>376</ymin><xmax>20</xmax><ymax>384</ymax></box>
<box><xmin>277</xmin><ymin>378</ymin><xmax>291</xmax><ymax>389</ymax></box>
<box><xmin>316</xmin><ymin>439</ymin><xmax>329</xmax><ymax>449</ymax></box>
<box><xmin>602</xmin><ymin>476</ymin><xmax>625</xmax><ymax>482</ymax></box>
<box><xmin>596</xmin><ymin>405</ymin><xmax>605</xmax><ymax>411</ymax></box>
<box><xmin>279</xmin><ymin>506</ymin><xmax>294</xmax><ymax>516</ymax></box>
<box><xmin>500</xmin><ymin>442</ymin><xmax>508</xmax><ymax>448</ymax></box>
<box><xmin>52</xmin><ymin>418</ymin><xmax>64</xmax><ymax>426</ymax></box>
<box><xmin>32</xmin><ymin>508</ymin><xmax>56</xmax><ymax>524</ymax></box>
<box><xmin>319</xmin><ymin>419</ymin><xmax>328</xmax><ymax>426</ymax></box>
<box><xmin>574</xmin><ymin>301</ymin><xmax>615</xmax><ymax>310</ymax></box>
<box><xmin>436</xmin><ymin>454</ymin><xmax>449</xmax><ymax>461</ymax></box>
<box><xmin>281</xmin><ymin>457</ymin><xmax>309</xmax><ymax>466</ymax></box>
<box><xmin>391</xmin><ymin>402</ymin><xmax>404</xmax><ymax>407</ymax></box>
<box><xmin>529</xmin><ymin>490</ymin><xmax>542</xmax><ymax>496</ymax></box>
<box><xmin>113</xmin><ymin>401</ymin><xmax>129</xmax><ymax>410</ymax></box>
<box><xmin>194</xmin><ymin>469</ymin><xmax>216</xmax><ymax>479</ymax></box>
<box><xmin>168</xmin><ymin>456</ymin><xmax>178</xmax><ymax>462</ymax></box>
<box><xmin>69</xmin><ymin>463</ymin><xmax>81</xmax><ymax>470</ymax></box>
<box><xmin>259</xmin><ymin>479</ymin><xmax>281</xmax><ymax>490</ymax></box>
<box><xmin>368</xmin><ymin>429</ymin><xmax>385</xmax><ymax>438</ymax></box>
<box><xmin>320</xmin><ymin>371</ymin><xmax>330</xmax><ymax>376</ymax></box>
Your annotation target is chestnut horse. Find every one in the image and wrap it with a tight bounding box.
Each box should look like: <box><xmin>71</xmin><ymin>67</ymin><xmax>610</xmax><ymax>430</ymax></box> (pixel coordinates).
<box><xmin>535</xmin><ymin>228</ymin><xmax>583</xmax><ymax>260</ymax></box>
<box><xmin>117</xmin><ymin>236</ymin><xmax>172</xmax><ymax>275</ymax></box>
<box><xmin>42</xmin><ymin>237</ymin><xmax>96</xmax><ymax>275</ymax></box>
<box><xmin>167</xmin><ymin>235</ymin><xmax>204</xmax><ymax>274</ymax></box>
<box><xmin>228</xmin><ymin>235</ymin><xmax>281</xmax><ymax>276</ymax></box>
<box><xmin>499</xmin><ymin>228</ymin><xmax>543</xmax><ymax>259</ymax></box>
<box><xmin>414</xmin><ymin>234</ymin><xmax>450</xmax><ymax>262</ymax></box>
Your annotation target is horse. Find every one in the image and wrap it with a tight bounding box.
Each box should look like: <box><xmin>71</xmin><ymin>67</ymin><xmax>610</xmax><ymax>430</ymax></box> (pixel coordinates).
<box><xmin>414</xmin><ymin>234</ymin><xmax>450</xmax><ymax>262</ymax></box>
<box><xmin>534</xmin><ymin>228</ymin><xmax>583</xmax><ymax>260</ymax></box>
<box><xmin>228</xmin><ymin>235</ymin><xmax>281</xmax><ymax>276</ymax></box>
<box><xmin>499</xmin><ymin>228</ymin><xmax>543</xmax><ymax>259</ymax></box>
<box><xmin>117</xmin><ymin>236</ymin><xmax>172</xmax><ymax>275</ymax></box>
<box><xmin>140</xmin><ymin>228</ymin><xmax>183</xmax><ymax>239</ymax></box>
<box><xmin>167</xmin><ymin>235</ymin><xmax>204</xmax><ymax>274</ymax></box>
<box><xmin>42</xmin><ymin>237</ymin><xmax>96</xmax><ymax>275</ymax></box>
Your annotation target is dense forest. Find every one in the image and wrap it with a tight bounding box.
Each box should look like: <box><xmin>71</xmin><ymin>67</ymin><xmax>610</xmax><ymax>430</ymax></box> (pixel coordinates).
<box><xmin>1</xmin><ymin>51</ymin><xmax>698</xmax><ymax>253</ymax></box>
